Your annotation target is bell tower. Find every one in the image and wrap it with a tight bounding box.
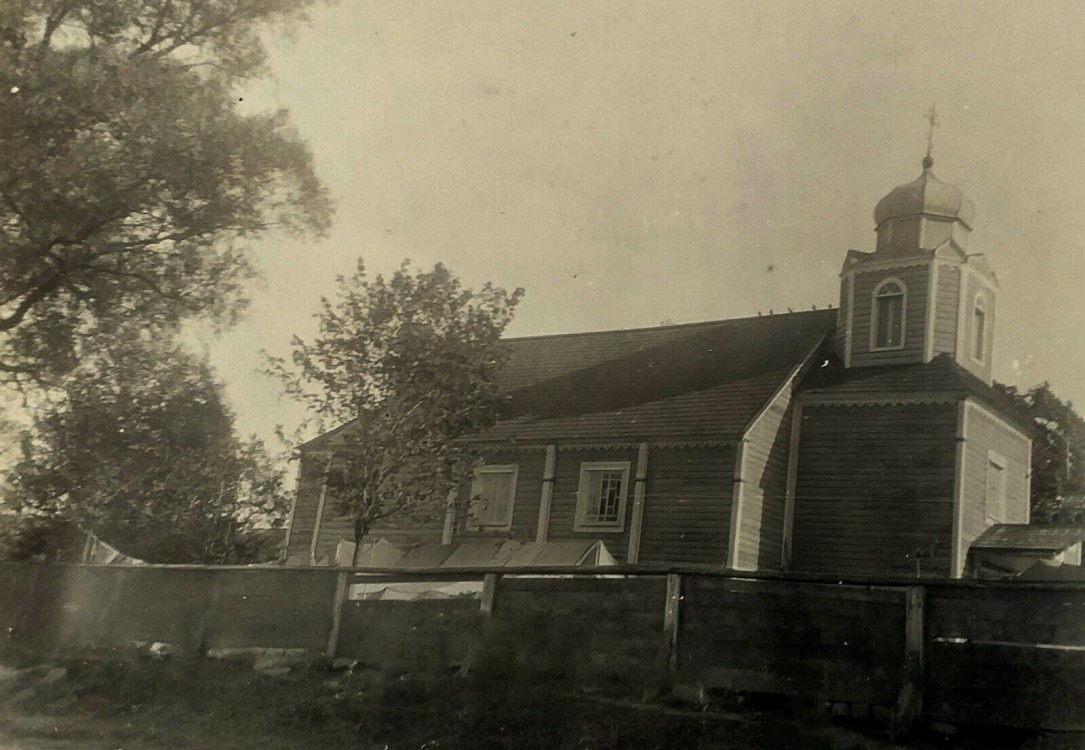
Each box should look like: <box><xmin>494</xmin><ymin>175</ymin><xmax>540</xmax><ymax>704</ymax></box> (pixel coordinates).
<box><xmin>836</xmin><ymin>138</ymin><xmax>998</xmax><ymax>382</ymax></box>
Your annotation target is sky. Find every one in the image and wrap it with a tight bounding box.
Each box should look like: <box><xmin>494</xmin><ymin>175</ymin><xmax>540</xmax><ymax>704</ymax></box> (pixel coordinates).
<box><xmin>203</xmin><ymin>0</ymin><xmax>1085</xmax><ymax>447</ymax></box>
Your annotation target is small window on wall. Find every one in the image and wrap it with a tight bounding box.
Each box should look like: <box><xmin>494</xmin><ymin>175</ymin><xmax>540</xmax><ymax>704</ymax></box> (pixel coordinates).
<box><xmin>972</xmin><ymin>295</ymin><xmax>988</xmax><ymax>363</ymax></box>
<box><xmin>871</xmin><ymin>279</ymin><xmax>906</xmax><ymax>350</ymax></box>
<box><xmin>574</xmin><ymin>462</ymin><xmax>630</xmax><ymax>532</ymax></box>
<box><xmin>466</xmin><ymin>465</ymin><xmax>518</xmax><ymax>531</ymax></box>
<box><xmin>985</xmin><ymin>452</ymin><xmax>1007</xmax><ymax>524</ymax></box>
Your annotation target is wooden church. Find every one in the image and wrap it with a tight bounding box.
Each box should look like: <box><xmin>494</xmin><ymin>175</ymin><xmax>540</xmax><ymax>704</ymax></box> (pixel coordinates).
<box><xmin>285</xmin><ymin>155</ymin><xmax>1041</xmax><ymax>579</ymax></box>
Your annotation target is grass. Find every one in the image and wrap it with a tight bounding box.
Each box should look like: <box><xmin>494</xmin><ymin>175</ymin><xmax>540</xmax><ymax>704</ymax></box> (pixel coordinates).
<box><xmin>0</xmin><ymin>646</ymin><xmax>1077</xmax><ymax>750</ymax></box>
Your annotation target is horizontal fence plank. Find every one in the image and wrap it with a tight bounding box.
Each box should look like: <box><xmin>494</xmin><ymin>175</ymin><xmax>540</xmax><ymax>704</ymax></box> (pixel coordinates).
<box><xmin>8</xmin><ymin>562</ymin><xmax>1085</xmax><ymax>590</ymax></box>
<box><xmin>6</xmin><ymin>562</ymin><xmax>1085</xmax><ymax>732</ymax></box>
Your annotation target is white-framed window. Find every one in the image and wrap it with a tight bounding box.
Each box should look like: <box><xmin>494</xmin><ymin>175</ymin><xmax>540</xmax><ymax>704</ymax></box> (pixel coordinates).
<box><xmin>466</xmin><ymin>465</ymin><xmax>518</xmax><ymax>531</ymax></box>
<box><xmin>972</xmin><ymin>293</ymin><xmax>988</xmax><ymax>363</ymax></box>
<box><xmin>871</xmin><ymin>278</ymin><xmax>907</xmax><ymax>351</ymax></box>
<box><xmin>985</xmin><ymin>451</ymin><xmax>1007</xmax><ymax>524</ymax></box>
<box><xmin>574</xmin><ymin>462</ymin><xmax>631</xmax><ymax>532</ymax></box>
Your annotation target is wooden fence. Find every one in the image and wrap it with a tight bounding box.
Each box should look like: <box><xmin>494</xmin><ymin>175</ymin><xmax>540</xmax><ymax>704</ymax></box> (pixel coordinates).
<box><xmin>2</xmin><ymin>562</ymin><xmax>1084</xmax><ymax>733</ymax></box>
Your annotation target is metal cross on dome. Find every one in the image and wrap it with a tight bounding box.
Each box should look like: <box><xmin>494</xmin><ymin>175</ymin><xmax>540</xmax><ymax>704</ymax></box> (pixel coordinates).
<box><xmin>924</xmin><ymin>104</ymin><xmax>939</xmax><ymax>167</ymax></box>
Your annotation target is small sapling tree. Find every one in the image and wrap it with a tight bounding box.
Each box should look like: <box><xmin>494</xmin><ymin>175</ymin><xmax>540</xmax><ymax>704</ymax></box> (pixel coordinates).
<box><xmin>271</xmin><ymin>260</ymin><xmax>523</xmax><ymax>563</ymax></box>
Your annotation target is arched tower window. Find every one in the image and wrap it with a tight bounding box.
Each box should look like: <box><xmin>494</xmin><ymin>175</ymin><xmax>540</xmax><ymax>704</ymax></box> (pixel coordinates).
<box><xmin>973</xmin><ymin>294</ymin><xmax>988</xmax><ymax>363</ymax></box>
<box><xmin>871</xmin><ymin>279</ymin><xmax>906</xmax><ymax>350</ymax></box>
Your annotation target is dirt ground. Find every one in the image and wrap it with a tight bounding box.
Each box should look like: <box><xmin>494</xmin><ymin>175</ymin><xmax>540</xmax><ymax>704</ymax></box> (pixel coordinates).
<box><xmin>0</xmin><ymin>648</ymin><xmax>1081</xmax><ymax>750</ymax></box>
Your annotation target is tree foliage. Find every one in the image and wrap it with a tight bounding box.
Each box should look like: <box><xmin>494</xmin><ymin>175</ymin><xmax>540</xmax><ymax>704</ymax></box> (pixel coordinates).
<box><xmin>271</xmin><ymin>261</ymin><xmax>523</xmax><ymax>559</ymax></box>
<box><xmin>995</xmin><ymin>381</ymin><xmax>1085</xmax><ymax>523</ymax></box>
<box><xmin>5</xmin><ymin>334</ymin><xmax>289</xmax><ymax>563</ymax></box>
<box><xmin>0</xmin><ymin>1</ymin><xmax>331</xmax><ymax>385</ymax></box>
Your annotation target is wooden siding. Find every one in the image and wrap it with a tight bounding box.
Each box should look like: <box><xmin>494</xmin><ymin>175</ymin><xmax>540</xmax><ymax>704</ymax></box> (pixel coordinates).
<box><xmin>833</xmin><ymin>273</ymin><xmax>850</xmax><ymax>359</ymax></box>
<box><xmin>735</xmin><ymin>384</ymin><xmax>796</xmax><ymax>571</ymax></box>
<box><xmin>638</xmin><ymin>446</ymin><xmax>735</xmax><ymax>566</ymax></box>
<box><xmin>547</xmin><ymin>448</ymin><xmax>639</xmax><ymax>563</ymax></box>
<box><xmin>790</xmin><ymin>403</ymin><xmax>958</xmax><ymax>576</ymax></box>
<box><xmin>455</xmin><ymin>448</ymin><xmax>547</xmax><ymax>541</ymax></box>
<box><xmin>289</xmin><ymin>451</ymin><xmax>446</xmax><ymax>566</ymax></box>
<box><xmin>849</xmin><ymin>263</ymin><xmax>930</xmax><ymax>367</ymax></box>
<box><xmin>932</xmin><ymin>263</ymin><xmax>960</xmax><ymax>357</ymax></box>
<box><xmin>959</xmin><ymin>401</ymin><xmax>1031</xmax><ymax>571</ymax></box>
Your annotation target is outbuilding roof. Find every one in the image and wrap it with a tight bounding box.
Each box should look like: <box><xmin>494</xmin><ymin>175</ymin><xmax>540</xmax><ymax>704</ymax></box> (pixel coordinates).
<box><xmin>971</xmin><ymin>524</ymin><xmax>1085</xmax><ymax>553</ymax></box>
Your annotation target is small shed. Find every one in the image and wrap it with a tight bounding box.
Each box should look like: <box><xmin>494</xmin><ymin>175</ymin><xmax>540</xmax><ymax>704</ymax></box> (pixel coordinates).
<box><xmin>969</xmin><ymin>524</ymin><xmax>1085</xmax><ymax>579</ymax></box>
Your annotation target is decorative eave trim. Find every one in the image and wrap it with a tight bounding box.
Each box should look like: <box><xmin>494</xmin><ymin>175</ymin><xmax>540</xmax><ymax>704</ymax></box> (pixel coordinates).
<box><xmin>460</xmin><ymin>442</ymin><xmax>551</xmax><ymax>453</ymax></box>
<box><xmin>849</xmin><ymin>254</ymin><xmax>933</xmax><ymax>274</ymax></box>
<box><xmin>560</xmin><ymin>442</ymin><xmax>638</xmax><ymax>452</ymax></box>
<box><xmin>461</xmin><ymin>437</ymin><xmax>737</xmax><ymax>451</ymax></box>
<box><xmin>798</xmin><ymin>393</ymin><xmax>963</xmax><ymax>407</ymax></box>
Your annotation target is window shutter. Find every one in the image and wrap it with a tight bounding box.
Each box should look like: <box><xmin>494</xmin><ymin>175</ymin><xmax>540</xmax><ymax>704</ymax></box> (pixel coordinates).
<box><xmin>467</xmin><ymin>467</ymin><xmax>517</xmax><ymax>530</ymax></box>
<box><xmin>489</xmin><ymin>473</ymin><xmax>513</xmax><ymax>526</ymax></box>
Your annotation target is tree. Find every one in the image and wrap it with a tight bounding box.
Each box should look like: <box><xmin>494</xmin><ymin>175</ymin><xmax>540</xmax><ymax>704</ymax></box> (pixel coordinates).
<box><xmin>271</xmin><ymin>260</ymin><xmax>523</xmax><ymax>563</ymax></box>
<box><xmin>994</xmin><ymin>382</ymin><xmax>1085</xmax><ymax>523</ymax></box>
<box><xmin>5</xmin><ymin>333</ymin><xmax>289</xmax><ymax>563</ymax></box>
<box><xmin>0</xmin><ymin>1</ymin><xmax>332</xmax><ymax>386</ymax></box>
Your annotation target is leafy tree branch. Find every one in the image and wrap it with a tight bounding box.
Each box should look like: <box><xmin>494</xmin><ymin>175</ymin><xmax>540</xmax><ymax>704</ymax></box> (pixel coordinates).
<box><xmin>270</xmin><ymin>260</ymin><xmax>523</xmax><ymax>563</ymax></box>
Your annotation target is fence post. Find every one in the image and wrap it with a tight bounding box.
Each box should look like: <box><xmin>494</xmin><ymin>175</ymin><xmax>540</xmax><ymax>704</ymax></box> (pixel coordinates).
<box><xmin>663</xmin><ymin>573</ymin><xmax>682</xmax><ymax>670</ymax></box>
<box><xmin>892</xmin><ymin>585</ymin><xmax>926</xmax><ymax>739</ymax></box>
<box><xmin>480</xmin><ymin>573</ymin><xmax>499</xmax><ymax>620</ymax></box>
<box><xmin>324</xmin><ymin>571</ymin><xmax>350</xmax><ymax>660</ymax></box>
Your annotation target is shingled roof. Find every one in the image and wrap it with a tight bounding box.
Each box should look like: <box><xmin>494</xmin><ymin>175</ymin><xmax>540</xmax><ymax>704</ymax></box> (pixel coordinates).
<box><xmin>972</xmin><ymin>524</ymin><xmax>1085</xmax><ymax>553</ymax></box>
<box><xmin>470</xmin><ymin>309</ymin><xmax>836</xmax><ymax>444</ymax></box>
<box><xmin>797</xmin><ymin>352</ymin><xmax>1037</xmax><ymax>435</ymax></box>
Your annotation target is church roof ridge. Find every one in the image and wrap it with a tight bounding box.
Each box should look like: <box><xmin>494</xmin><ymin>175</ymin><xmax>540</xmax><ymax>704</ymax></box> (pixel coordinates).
<box><xmin>502</xmin><ymin>307</ymin><xmax>834</xmax><ymax>344</ymax></box>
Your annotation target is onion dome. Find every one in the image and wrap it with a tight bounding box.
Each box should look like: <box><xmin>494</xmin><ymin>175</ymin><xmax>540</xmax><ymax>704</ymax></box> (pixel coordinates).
<box><xmin>873</xmin><ymin>156</ymin><xmax>975</xmax><ymax>230</ymax></box>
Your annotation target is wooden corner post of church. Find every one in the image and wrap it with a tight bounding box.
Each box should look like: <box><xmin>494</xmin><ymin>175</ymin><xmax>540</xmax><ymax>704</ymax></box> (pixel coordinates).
<box><xmin>535</xmin><ymin>445</ymin><xmax>557</xmax><ymax>543</ymax></box>
<box><xmin>950</xmin><ymin>400</ymin><xmax>969</xmax><ymax>578</ymax></box>
<box><xmin>781</xmin><ymin>402</ymin><xmax>803</xmax><ymax>569</ymax></box>
<box><xmin>441</xmin><ymin>489</ymin><xmax>457</xmax><ymax>545</ymax></box>
<box><xmin>892</xmin><ymin>585</ymin><xmax>927</xmax><ymax>740</ymax></box>
<box><xmin>324</xmin><ymin>570</ymin><xmax>350</xmax><ymax>659</ymax></box>
<box><xmin>626</xmin><ymin>443</ymin><xmax>650</xmax><ymax>564</ymax></box>
<box><xmin>309</xmin><ymin>479</ymin><xmax>329</xmax><ymax>566</ymax></box>
<box><xmin>727</xmin><ymin>440</ymin><xmax>748</xmax><ymax>570</ymax></box>
<box><xmin>662</xmin><ymin>573</ymin><xmax>683</xmax><ymax>670</ymax></box>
